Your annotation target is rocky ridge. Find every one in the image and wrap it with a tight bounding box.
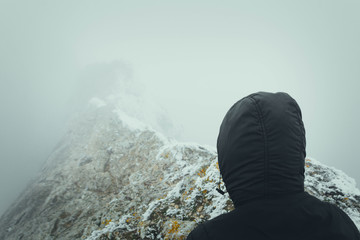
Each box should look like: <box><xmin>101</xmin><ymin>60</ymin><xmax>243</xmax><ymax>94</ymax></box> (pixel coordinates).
<box><xmin>0</xmin><ymin>99</ymin><xmax>359</xmax><ymax>240</ymax></box>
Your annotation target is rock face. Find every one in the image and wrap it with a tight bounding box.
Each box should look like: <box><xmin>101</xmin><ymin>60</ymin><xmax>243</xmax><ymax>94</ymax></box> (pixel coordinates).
<box><xmin>0</xmin><ymin>101</ymin><xmax>359</xmax><ymax>240</ymax></box>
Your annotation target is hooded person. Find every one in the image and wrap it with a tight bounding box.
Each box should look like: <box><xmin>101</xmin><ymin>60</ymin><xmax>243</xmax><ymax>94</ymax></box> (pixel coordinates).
<box><xmin>186</xmin><ymin>92</ymin><xmax>360</xmax><ymax>240</ymax></box>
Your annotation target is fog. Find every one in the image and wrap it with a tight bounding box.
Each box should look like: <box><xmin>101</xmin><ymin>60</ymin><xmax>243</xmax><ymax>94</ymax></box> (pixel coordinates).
<box><xmin>1</xmin><ymin>0</ymin><xmax>360</xmax><ymax>216</ymax></box>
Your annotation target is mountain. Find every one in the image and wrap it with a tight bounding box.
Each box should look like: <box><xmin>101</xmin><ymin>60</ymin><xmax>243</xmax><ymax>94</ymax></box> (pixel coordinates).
<box><xmin>0</xmin><ymin>98</ymin><xmax>359</xmax><ymax>240</ymax></box>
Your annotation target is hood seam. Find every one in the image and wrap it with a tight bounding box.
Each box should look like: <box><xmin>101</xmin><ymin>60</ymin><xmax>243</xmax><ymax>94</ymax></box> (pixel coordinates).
<box><xmin>248</xmin><ymin>96</ymin><xmax>269</xmax><ymax>198</ymax></box>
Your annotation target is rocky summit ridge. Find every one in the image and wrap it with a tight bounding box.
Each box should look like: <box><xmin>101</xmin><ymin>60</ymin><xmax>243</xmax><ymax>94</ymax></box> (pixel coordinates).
<box><xmin>0</xmin><ymin>98</ymin><xmax>359</xmax><ymax>240</ymax></box>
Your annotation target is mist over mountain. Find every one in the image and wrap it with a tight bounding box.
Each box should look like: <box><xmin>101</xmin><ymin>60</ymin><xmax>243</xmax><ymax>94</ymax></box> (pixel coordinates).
<box><xmin>0</xmin><ymin>60</ymin><xmax>181</xmax><ymax>217</ymax></box>
<box><xmin>0</xmin><ymin>95</ymin><xmax>359</xmax><ymax>240</ymax></box>
<box><xmin>2</xmin><ymin>1</ymin><xmax>360</xmax><ymax>227</ymax></box>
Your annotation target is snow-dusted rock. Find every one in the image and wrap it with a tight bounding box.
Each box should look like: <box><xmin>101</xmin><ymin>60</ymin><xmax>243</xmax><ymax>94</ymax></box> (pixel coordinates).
<box><xmin>0</xmin><ymin>101</ymin><xmax>359</xmax><ymax>240</ymax></box>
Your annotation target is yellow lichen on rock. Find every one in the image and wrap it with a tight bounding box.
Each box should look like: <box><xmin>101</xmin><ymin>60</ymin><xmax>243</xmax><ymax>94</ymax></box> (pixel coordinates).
<box><xmin>101</xmin><ymin>219</ymin><xmax>112</xmax><ymax>226</ymax></box>
<box><xmin>164</xmin><ymin>220</ymin><xmax>188</xmax><ymax>240</ymax></box>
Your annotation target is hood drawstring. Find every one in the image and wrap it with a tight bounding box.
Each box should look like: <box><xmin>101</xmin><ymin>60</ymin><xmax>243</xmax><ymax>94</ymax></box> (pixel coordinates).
<box><xmin>216</xmin><ymin>173</ymin><xmax>227</xmax><ymax>195</ymax></box>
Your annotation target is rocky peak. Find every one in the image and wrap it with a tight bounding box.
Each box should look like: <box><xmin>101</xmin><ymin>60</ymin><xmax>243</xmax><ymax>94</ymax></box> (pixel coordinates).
<box><xmin>0</xmin><ymin>100</ymin><xmax>359</xmax><ymax>240</ymax></box>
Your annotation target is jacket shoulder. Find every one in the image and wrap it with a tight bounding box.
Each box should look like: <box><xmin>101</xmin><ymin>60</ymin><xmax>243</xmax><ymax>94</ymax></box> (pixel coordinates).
<box><xmin>186</xmin><ymin>209</ymin><xmax>244</xmax><ymax>240</ymax></box>
<box><xmin>186</xmin><ymin>223</ymin><xmax>210</xmax><ymax>240</ymax></box>
<box><xmin>327</xmin><ymin>202</ymin><xmax>360</xmax><ymax>238</ymax></box>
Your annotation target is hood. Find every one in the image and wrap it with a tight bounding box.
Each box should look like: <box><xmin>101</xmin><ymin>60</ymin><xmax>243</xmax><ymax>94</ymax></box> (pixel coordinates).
<box><xmin>217</xmin><ymin>92</ymin><xmax>306</xmax><ymax>207</ymax></box>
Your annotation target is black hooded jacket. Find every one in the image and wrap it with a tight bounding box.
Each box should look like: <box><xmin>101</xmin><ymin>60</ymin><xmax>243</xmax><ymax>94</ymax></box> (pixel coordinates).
<box><xmin>187</xmin><ymin>92</ymin><xmax>360</xmax><ymax>240</ymax></box>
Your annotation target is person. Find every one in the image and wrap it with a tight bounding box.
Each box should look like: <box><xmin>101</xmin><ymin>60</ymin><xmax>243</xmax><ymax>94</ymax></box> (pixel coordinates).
<box><xmin>186</xmin><ymin>92</ymin><xmax>360</xmax><ymax>240</ymax></box>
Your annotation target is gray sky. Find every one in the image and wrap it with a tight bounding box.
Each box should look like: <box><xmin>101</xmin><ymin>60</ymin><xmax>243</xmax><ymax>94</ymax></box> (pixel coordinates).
<box><xmin>1</xmin><ymin>0</ymin><xmax>360</xmax><ymax>216</ymax></box>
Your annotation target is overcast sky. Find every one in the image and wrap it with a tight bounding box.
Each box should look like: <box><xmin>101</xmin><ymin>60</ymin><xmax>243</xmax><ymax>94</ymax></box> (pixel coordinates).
<box><xmin>1</xmin><ymin>0</ymin><xmax>359</xmax><ymax>216</ymax></box>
